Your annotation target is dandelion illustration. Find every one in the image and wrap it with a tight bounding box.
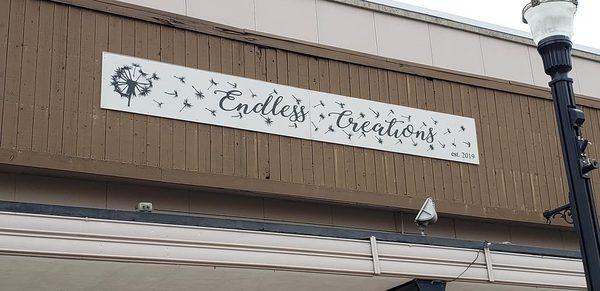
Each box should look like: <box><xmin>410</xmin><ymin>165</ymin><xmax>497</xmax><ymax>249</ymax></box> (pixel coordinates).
<box><xmin>314</xmin><ymin>100</ymin><xmax>325</xmax><ymax>108</ymax></box>
<box><xmin>318</xmin><ymin>113</ymin><xmax>326</xmax><ymax>122</ymax></box>
<box><xmin>431</xmin><ymin>117</ymin><xmax>439</xmax><ymax>125</ymax></box>
<box><xmin>444</xmin><ymin>128</ymin><xmax>451</xmax><ymax>135</ymax></box>
<box><xmin>192</xmin><ymin>86</ymin><xmax>204</xmax><ymax>99</ymax></box>
<box><xmin>395</xmin><ymin>138</ymin><xmax>403</xmax><ymax>145</ymax></box>
<box><xmin>463</xmin><ymin>141</ymin><xmax>472</xmax><ymax>148</ymax></box>
<box><xmin>460</xmin><ymin>125</ymin><xmax>466</xmax><ymax>131</ymax></box>
<box><xmin>420</xmin><ymin>122</ymin><xmax>428</xmax><ymax>129</ymax></box>
<box><xmin>438</xmin><ymin>141</ymin><xmax>446</xmax><ymax>148</ymax></box>
<box><xmin>292</xmin><ymin>95</ymin><xmax>302</xmax><ymax>105</ymax></box>
<box><xmin>289</xmin><ymin>123</ymin><xmax>298</xmax><ymax>128</ymax></box>
<box><xmin>401</xmin><ymin>115</ymin><xmax>411</xmax><ymax>122</ymax></box>
<box><xmin>232</xmin><ymin>113</ymin><xmax>243</xmax><ymax>119</ymax></box>
<box><xmin>174</xmin><ymin>75</ymin><xmax>186</xmax><ymax>83</ymax></box>
<box><xmin>343</xmin><ymin>130</ymin><xmax>353</xmax><ymax>140</ymax></box>
<box><xmin>205</xmin><ymin>108</ymin><xmax>217</xmax><ymax>117</ymax></box>
<box><xmin>110</xmin><ymin>63</ymin><xmax>158</xmax><ymax>107</ymax></box>
<box><xmin>411</xmin><ymin>138</ymin><xmax>418</xmax><ymax>146</ymax></box>
<box><xmin>358</xmin><ymin>112</ymin><xmax>366</xmax><ymax>119</ymax></box>
<box><xmin>260</xmin><ymin>115</ymin><xmax>273</xmax><ymax>126</ymax></box>
<box><xmin>311</xmin><ymin>121</ymin><xmax>319</xmax><ymax>132</ymax></box>
<box><xmin>428</xmin><ymin>144</ymin><xmax>435</xmax><ymax>151</ymax></box>
<box><xmin>249</xmin><ymin>89</ymin><xmax>257</xmax><ymax>98</ymax></box>
<box><xmin>325</xmin><ymin>125</ymin><xmax>335</xmax><ymax>134</ymax></box>
<box><xmin>335</xmin><ymin>101</ymin><xmax>346</xmax><ymax>109</ymax></box>
<box><xmin>180</xmin><ymin>99</ymin><xmax>193</xmax><ymax>112</ymax></box>
<box><xmin>164</xmin><ymin>90</ymin><xmax>178</xmax><ymax>98</ymax></box>
<box><xmin>375</xmin><ymin>137</ymin><xmax>384</xmax><ymax>144</ymax></box>
<box><xmin>369</xmin><ymin>108</ymin><xmax>380</xmax><ymax>119</ymax></box>
<box><xmin>388</xmin><ymin>109</ymin><xmax>395</xmax><ymax>116</ymax></box>
<box><xmin>208</xmin><ymin>78</ymin><xmax>218</xmax><ymax>90</ymax></box>
<box><xmin>227</xmin><ymin>81</ymin><xmax>238</xmax><ymax>88</ymax></box>
<box><xmin>153</xmin><ymin>99</ymin><xmax>164</xmax><ymax>108</ymax></box>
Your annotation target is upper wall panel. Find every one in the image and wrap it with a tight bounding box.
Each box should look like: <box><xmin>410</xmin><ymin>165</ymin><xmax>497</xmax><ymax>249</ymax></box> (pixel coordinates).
<box><xmin>115</xmin><ymin>0</ymin><xmax>600</xmax><ymax>98</ymax></box>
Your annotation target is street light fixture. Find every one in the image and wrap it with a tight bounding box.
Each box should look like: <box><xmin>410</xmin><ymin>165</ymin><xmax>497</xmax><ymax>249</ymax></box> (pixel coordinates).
<box><xmin>523</xmin><ymin>0</ymin><xmax>600</xmax><ymax>290</ymax></box>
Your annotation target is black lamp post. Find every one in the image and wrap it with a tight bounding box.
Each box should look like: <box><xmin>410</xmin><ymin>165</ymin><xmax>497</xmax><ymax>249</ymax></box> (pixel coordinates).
<box><xmin>523</xmin><ymin>0</ymin><xmax>600</xmax><ymax>289</ymax></box>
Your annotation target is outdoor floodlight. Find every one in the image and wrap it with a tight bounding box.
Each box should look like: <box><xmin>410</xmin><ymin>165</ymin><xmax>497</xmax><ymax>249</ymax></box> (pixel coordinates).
<box><xmin>415</xmin><ymin>197</ymin><xmax>437</xmax><ymax>236</ymax></box>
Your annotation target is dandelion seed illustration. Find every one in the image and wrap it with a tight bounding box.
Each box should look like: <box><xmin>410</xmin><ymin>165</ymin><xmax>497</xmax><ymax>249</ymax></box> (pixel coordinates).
<box><xmin>438</xmin><ymin>141</ymin><xmax>446</xmax><ymax>148</ymax></box>
<box><xmin>343</xmin><ymin>130</ymin><xmax>353</xmax><ymax>140</ymax></box>
<box><xmin>132</xmin><ymin>63</ymin><xmax>140</xmax><ymax>68</ymax></box>
<box><xmin>463</xmin><ymin>141</ymin><xmax>472</xmax><ymax>148</ymax></box>
<box><xmin>164</xmin><ymin>90</ymin><xmax>178</xmax><ymax>98</ymax></box>
<box><xmin>335</xmin><ymin>101</ymin><xmax>346</xmax><ymax>109</ymax></box>
<box><xmin>318</xmin><ymin>113</ymin><xmax>326</xmax><ymax>122</ymax></box>
<box><xmin>153</xmin><ymin>99</ymin><xmax>164</xmax><ymax>108</ymax></box>
<box><xmin>395</xmin><ymin>138</ymin><xmax>403</xmax><ymax>145</ymax></box>
<box><xmin>207</xmin><ymin>78</ymin><xmax>218</xmax><ymax>90</ymax></box>
<box><xmin>411</xmin><ymin>138</ymin><xmax>418</xmax><ymax>146</ymax></box>
<box><xmin>110</xmin><ymin>63</ymin><xmax>158</xmax><ymax>107</ymax></box>
<box><xmin>314</xmin><ymin>100</ymin><xmax>325</xmax><ymax>108</ymax></box>
<box><xmin>269</xmin><ymin>89</ymin><xmax>278</xmax><ymax>96</ymax></box>
<box><xmin>150</xmin><ymin>73</ymin><xmax>159</xmax><ymax>80</ymax></box>
<box><xmin>292</xmin><ymin>95</ymin><xmax>302</xmax><ymax>105</ymax></box>
<box><xmin>444</xmin><ymin>128</ymin><xmax>451</xmax><ymax>135</ymax></box>
<box><xmin>452</xmin><ymin>139</ymin><xmax>457</xmax><ymax>147</ymax></box>
<box><xmin>388</xmin><ymin>109</ymin><xmax>395</xmax><ymax>116</ymax></box>
<box><xmin>420</xmin><ymin>122</ymin><xmax>428</xmax><ymax>129</ymax></box>
<box><xmin>359</xmin><ymin>132</ymin><xmax>367</xmax><ymax>139</ymax></box>
<box><xmin>260</xmin><ymin>115</ymin><xmax>273</xmax><ymax>126</ymax></box>
<box><xmin>460</xmin><ymin>125</ymin><xmax>466</xmax><ymax>131</ymax></box>
<box><xmin>369</xmin><ymin>108</ymin><xmax>380</xmax><ymax>119</ymax></box>
<box><xmin>358</xmin><ymin>112</ymin><xmax>366</xmax><ymax>119</ymax></box>
<box><xmin>249</xmin><ymin>89</ymin><xmax>257</xmax><ymax>98</ymax></box>
<box><xmin>205</xmin><ymin>108</ymin><xmax>217</xmax><ymax>117</ymax></box>
<box><xmin>428</xmin><ymin>144</ymin><xmax>435</xmax><ymax>151</ymax></box>
<box><xmin>401</xmin><ymin>115</ymin><xmax>411</xmax><ymax>122</ymax></box>
<box><xmin>311</xmin><ymin>122</ymin><xmax>319</xmax><ymax>132</ymax></box>
<box><xmin>431</xmin><ymin>117</ymin><xmax>439</xmax><ymax>125</ymax></box>
<box><xmin>232</xmin><ymin>113</ymin><xmax>243</xmax><ymax>119</ymax></box>
<box><xmin>325</xmin><ymin>125</ymin><xmax>335</xmax><ymax>134</ymax></box>
<box><xmin>227</xmin><ymin>81</ymin><xmax>238</xmax><ymax>88</ymax></box>
<box><xmin>289</xmin><ymin>123</ymin><xmax>298</xmax><ymax>128</ymax></box>
<box><xmin>180</xmin><ymin>99</ymin><xmax>193</xmax><ymax>112</ymax></box>
<box><xmin>192</xmin><ymin>86</ymin><xmax>205</xmax><ymax>99</ymax></box>
<box><xmin>174</xmin><ymin>75</ymin><xmax>186</xmax><ymax>83</ymax></box>
<box><xmin>375</xmin><ymin>137</ymin><xmax>384</xmax><ymax>144</ymax></box>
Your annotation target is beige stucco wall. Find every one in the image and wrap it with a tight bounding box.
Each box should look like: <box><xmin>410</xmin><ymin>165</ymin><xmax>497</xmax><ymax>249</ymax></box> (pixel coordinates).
<box><xmin>0</xmin><ymin>171</ymin><xmax>579</xmax><ymax>251</ymax></box>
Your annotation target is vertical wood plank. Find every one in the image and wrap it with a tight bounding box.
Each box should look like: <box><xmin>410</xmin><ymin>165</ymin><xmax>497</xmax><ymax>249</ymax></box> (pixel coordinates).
<box><xmin>510</xmin><ymin>93</ymin><xmax>529</xmax><ymax>209</ymax></box>
<box><xmin>461</xmin><ymin>85</ymin><xmax>480</xmax><ymax>205</ymax></box>
<box><xmin>220</xmin><ymin>38</ymin><xmax>235</xmax><ymax>175</ymax></box>
<box><xmin>379</xmin><ymin>69</ymin><xmax>396</xmax><ymax>195</ymax></box>
<box><xmin>62</xmin><ymin>6</ymin><xmax>82</xmax><ymax>156</ymax></box>
<box><xmin>350</xmin><ymin>64</ymin><xmax>365</xmax><ymax>191</ymax></box>
<box><xmin>400</xmin><ymin>74</ymin><xmax>416</xmax><ymax>197</ymax></box>
<box><xmin>411</xmin><ymin>76</ymin><xmax>426</xmax><ymax>198</ymax></box>
<box><xmin>529</xmin><ymin>97</ymin><xmax>547</xmax><ymax>210</ymax></box>
<box><xmin>158</xmin><ymin>26</ymin><xmax>173</xmax><ymax>168</ymax></box>
<box><xmin>319</xmin><ymin>58</ymin><xmax>335</xmax><ymax>188</ymax></box>
<box><xmin>451</xmin><ymin>83</ymin><xmax>470</xmax><ymax>203</ymax></box>
<box><xmin>171</xmin><ymin>29</ymin><xmax>186</xmax><ymax>170</ymax></box>
<box><xmin>32</xmin><ymin>1</ymin><xmax>54</xmax><ymax>152</ymax></box>
<box><xmin>340</xmin><ymin>62</ymin><xmax>356</xmax><ymax>190</ymax></box>
<box><xmin>208</xmin><ymin>35</ymin><xmax>223</xmax><ymax>174</ymax></box>
<box><xmin>75</xmin><ymin>9</ymin><xmax>95</xmax><ymax>158</ymax></box>
<box><xmin>494</xmin><ymin>91</ymin><xmax>516</xmax><ymax>209</ymax></box>
<box><xmin>309</xmin><ymin>56</ymin><xmax>324</xmax><ymax>186</ymax></box>
<box><xmin>105</xmin><ymin>15</ymin><xmax>122</xmax><ymax>161</ymax></box>
<box><xmin>277</xmin><ymin>49</ymin><xmax>292</xmax><ymax>183</ymax></box>
<box><xmin>16</xmin><ymin>0</ymin><xmax>40</xmax><ymax>150</ymax></box>
<box><xmin>364</xmin><ymin>67</ymin><xmax>378</xmax><ymax>193</ymax></box>
<box><xmin>388</xmin><ymin>71</ymin><xmax>406</xmax><ymax>196</ymax></box>
<box><xmin>435</xmin><ymin>80</ymin><xmax>453</xmax><ymax>202</ymax></box>
<box><xmin>90</xmin><ymin>12</ymin><xmax>108</xmax><ymax>160</ymax></box>
<box><xmin>486</xmin><ymin>89</ymin><xmax>506</xmax><ymax>208</ymax></box>
<box><xmin>196</xmin><ymin>33</ymin><xmax>211</xmax><ymax>172</ymax></box>
<box><xmin>298</xmin><ymin>54</ymin><xmax>314</xmax><ymax>184</ymax></box>
<box><xmin>520</xmin><ymin>94</ymin><xmax>538</xmax><ymax>211</ymax></box>
<box><xmin>255</xmin><ymin>46</ymin><xmax>269</xmax><ymax>180</ymax></box>
<box><xmin>184</xmin><ymin>31</ymin><xmax>199</xmax><ymax>172</ymax></box>
<box><xmin>2</xmin><ymin>0</ymin><xmax>26</xmax><ymax>150</ymax></box>
<box><xmin>329</xmin><ymin>60</ymin><xmax>347</xmax><ymax>189</ymax></box>
<box><xmin>266</xmin><ymin>48</ymin><xmax>280</xmax><ymax>181</ymax></box>
<box><xmin>243</xmin><ymin>43</ymin><xmax>258</xmax><ymax>178</ymax></box>
<box><xmin>144</xmin><ymin>22</ymin><xmax>160</xmax><ymax>167</ymax></box>
<box><xmin>0</xmin><ymin>0</ymin><xmax>11</xmax><ymax>149</ymax></box>
<box><xmin>427</xmin><ymin>79</ymin><xmax>444</xmax><ymax>201</ymax></box>
<box><xmin>131</xmin><ymin>20</ymin><xmax>148</xmax><ymax>165</ymax></box>
<box><xmin>421</xmin><ymin>78</ymin><xmax>435</xmax><ymax>197</ymax></box>
<box><xmin>232</xmin><ymin>41</ymin><xmax>247</xmax><ymax>177</ymax></box>
<box><xmin>47</xmin><ymin>3</ymin><xmax>67</xmax><ymax>154</ymax></box>
<box><xmin>475</xmin><ymin>87</ymin><xmax>492</xmax><ymax>207</ymax></box>
<box><xmin>287</xmin><ymin>52</ymin><xmax>304</xmax><ymax>184</ymax></box>
<box><xmin>118</xmin><ymin>19</ymin><xmax>135</xmax><ymax>164</ymax></box>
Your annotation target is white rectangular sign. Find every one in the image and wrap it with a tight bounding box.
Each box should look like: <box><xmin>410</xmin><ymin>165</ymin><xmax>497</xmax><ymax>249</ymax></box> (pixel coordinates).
<box><xmin>101</xmin><ymin>52</ymin><xmax>479</xmax><ymax>164</ymax></box>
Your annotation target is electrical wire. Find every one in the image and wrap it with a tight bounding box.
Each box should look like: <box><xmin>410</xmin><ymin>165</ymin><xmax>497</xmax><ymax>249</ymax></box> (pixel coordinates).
<box><xmin>447</xmin><ymin>241</ymin><xmax>488</xmax><ymax>283</ymax></box>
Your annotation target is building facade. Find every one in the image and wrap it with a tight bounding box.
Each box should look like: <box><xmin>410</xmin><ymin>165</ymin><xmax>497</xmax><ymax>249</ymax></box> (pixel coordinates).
<box><xmin>1</xmin><ymin>0</ymin><xmax>599</xmax><ymax>289</ymax></box>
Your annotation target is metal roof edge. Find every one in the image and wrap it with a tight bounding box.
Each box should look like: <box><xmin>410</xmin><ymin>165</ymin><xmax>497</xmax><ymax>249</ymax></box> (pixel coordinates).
<box><xmin>330</xmin><ymin>0</ymin><xmax>600</xmax><ymax>62</ymax></box>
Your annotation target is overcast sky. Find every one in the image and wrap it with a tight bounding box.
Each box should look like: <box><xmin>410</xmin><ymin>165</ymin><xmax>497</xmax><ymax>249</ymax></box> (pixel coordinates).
<box><xmin>391</xmin><ymin>0</ymin><xmax>599</xmax><ymax>50</ymax></box>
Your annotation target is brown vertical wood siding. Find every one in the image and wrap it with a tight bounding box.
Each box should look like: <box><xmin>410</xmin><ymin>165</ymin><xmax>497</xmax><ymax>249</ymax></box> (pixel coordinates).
<box><xmin>1</xmin><ymin>0</ymin><xmax>599</xmax><ymax>224</ymax></box>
